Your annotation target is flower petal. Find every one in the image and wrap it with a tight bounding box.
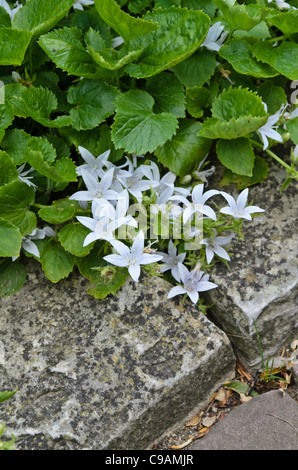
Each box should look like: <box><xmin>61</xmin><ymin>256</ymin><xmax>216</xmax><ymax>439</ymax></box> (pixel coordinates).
<box><xmin>167</xmin><ymin>285</ymin><xmax>187</xmax><ymax>299</ymax></box>
<box><xmin>22</xmin><ymin>240</ymin><xmax>40</xmax><ymax>258</ymax></box>
<box><xmin>213</xmin><ymin>245</ymin><xmax>230</xmax><ymax>261</ymax></box>
<box><xmin>196</xmin><ymin>281</ymin><xmax>218</xmax><ymax>292</ymax></box>
<box><xmin>128</xmin><ymin>263</ymin><xmax>141</xmax><ymax>282</ymax></box>
<box><xmin>178</xmin><ymin>262</ymin><xmax>189</xmax><ymax>284</ymax></box>
<box><xmin>237</xmin><ymin>188</ymin><xmax>249</xmax><ymax>210</ymax></box>
<box><xmin>205</xmin><ymin>246</ymin><xmax>214</xmax><ymax>264</ymax></box>
<box><xmin>76</xmin><ymin>216</ymin><xmax>97</xmax><ymax>232</ymax></box>
<box><xmin>103</xmin><ymin>254</ymin><xmax>128</xmax><ymax>267</ymax></box>
<box><xmin>187</xmin><ymin>290</ymin><xmax>199</xmax><ymax>304</ymax></box>
<box><xmin>138</xmin><ymin>253</ymin><xmax>163</xmax><ymax>265</ymax></box>
<box><xmin>78</xmin><ymin>146</ymin><xmax>95</xmax><ymax>165</ymax></box>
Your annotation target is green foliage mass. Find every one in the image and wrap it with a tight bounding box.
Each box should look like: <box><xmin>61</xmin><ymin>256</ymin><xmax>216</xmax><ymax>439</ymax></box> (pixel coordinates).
<box><xmin>0</xmin><ymin>0</ymin><xmax>297</xmax><ymax>299</ymax></box>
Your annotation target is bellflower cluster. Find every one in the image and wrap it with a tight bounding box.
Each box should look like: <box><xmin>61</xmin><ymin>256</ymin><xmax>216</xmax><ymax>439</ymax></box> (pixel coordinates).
<box><xmin>72</xmin><ymin>148</ymin><xmax>264</xmax><ymax>304</ymax></box>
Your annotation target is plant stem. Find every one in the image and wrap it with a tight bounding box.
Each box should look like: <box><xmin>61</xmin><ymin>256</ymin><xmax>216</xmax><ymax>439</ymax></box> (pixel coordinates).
<box><xmin>33</xmin><ymin>203</ymin><xmax>48</xmax><ymax>209</ymax></box>
<box><xmin>268</xmin><ymin>35</ymin><xmax>284</xmax><ymax>43</ymax></box>
<box><xmin>250</xmin><ymin>139</ymin><xmax>296</xmax><ymax>174</ymax></box>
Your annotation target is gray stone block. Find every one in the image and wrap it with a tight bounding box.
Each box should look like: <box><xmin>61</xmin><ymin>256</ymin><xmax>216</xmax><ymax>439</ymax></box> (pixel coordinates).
<box><xmin>191</xmin><ymin>390</ymin><xmax>298</xmax><ymax>450</ymax></box>
<box><xmin>0</xmin><ymin>261</ymin><xmax>235</xmax><ymax>450</ymax></box>
<box><xmin>205</xmin><ymin>163</ymin><xmax>298</xmax><ymax>371</ymax></box>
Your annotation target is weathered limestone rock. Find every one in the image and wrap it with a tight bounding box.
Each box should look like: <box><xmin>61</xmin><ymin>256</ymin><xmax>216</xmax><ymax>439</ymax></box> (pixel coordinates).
<box><xmin>0</xmin><ymin>260</ymin><xmax>235</xmax><ymax>450</ymax></box>
<box><xmin>205</xmin><ymin>162</ymin><xmax>298</xmax><ymax>371</ymax></box>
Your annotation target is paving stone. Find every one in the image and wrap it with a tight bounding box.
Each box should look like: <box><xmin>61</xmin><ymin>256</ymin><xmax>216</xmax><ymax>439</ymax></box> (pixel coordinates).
<box><xmin>190</xmin><ymin>390</ymin><xmax>298</xmax><ymax>450</ymax></box>
<box><xmin>0</xmin><ymin>260</ymin><xmax>235</xmax><ymax>450</ymax></box>
<box><xmin>205</xmin><ymin>163</ymin><xmax>298</xmax><ymax>372</ymax></box>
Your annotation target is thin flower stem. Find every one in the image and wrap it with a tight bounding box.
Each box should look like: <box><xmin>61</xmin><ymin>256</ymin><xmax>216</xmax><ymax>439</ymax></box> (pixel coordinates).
<box><xmin>250</xmin><ymin>139</ymin><xmax>295</xmax><ymax>173</ymax></box>
<box><xmin>268</xmin><ymin>35</ymin><xmax>285</xmax><ymax>43</ymax></box>
<box><xmin>32</xmin><ymin>203</ymin><xmax>48</xmax><ymax>209</ymax></box>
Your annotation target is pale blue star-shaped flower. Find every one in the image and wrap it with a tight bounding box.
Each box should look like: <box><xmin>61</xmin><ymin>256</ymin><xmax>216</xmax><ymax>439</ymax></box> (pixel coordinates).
<box><xmin>220</xmin><ymin>188</ymin><xmax>265</xmax><ymax>221</ymax></box>
<box><xmin>200</xmin><ymin>22</ymin><xmax>228</xmax><ymax>52</ymax></box>
<box><xmin>170</xmin><ymin>183</ymin><xmax>220</xmax><ymax>222</ymax></box>
<box><xmin>116</xmin><ymin>168</ymin><xmax>158</xmax><ymax>203</ymax></box>
<box><xmin>76</xmin><ymin>146</ymin><xmax>111</xmax><ymax>178</ymax></box>
<box><xmin>70</xmin><ymin>168</ymin><xmax>118</xmax><ymax>203</ymax></box>
<box><xmin>257</xmin><ymin>107</ymin><xmax>284</xmax><ymax>150</ymax></box>
<box><xmin>201</xmin><ymin>229</ymin><xmax>234</xmax><ymax>264</ymax></box>
<box><xmin>167</xmin><ymin>263</ymin><xmax>218</xmax><ymax>304</ymax></box>
<box><xmin>103</xmin><ymin>231</ymin><xmax>163</xmax><ymax>282</ymax></box>
<box><xmin>156</xmin><ymin>240</ymin><xmax>186</xmax><ymax>282</ymax></box>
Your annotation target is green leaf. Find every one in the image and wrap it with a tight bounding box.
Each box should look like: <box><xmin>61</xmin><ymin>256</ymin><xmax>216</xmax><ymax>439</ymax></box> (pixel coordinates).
<box><xmin>0</xmin><ymin>27</ymin><xmax>32</xmax><ymax>66</ymax></box>
<box><xmin>269</xmin><ymin>10</ymin><xmax>298</xmax><ymax>35</ymax></box>
<box><xmin>0</xmin><ymin>151</ymin><xmax>18</xmax><ymax>185</ymax></box>
<box><xmin>287</xmin><ymin>117</ymin><xmax>298</xmax><ymax>145</ymax></box>
<box><xmin>27</xmin><ymin>152</ymin><xmax>77</xmax><ymax>183</ymax></box>
<box><xmin>76</xmin><ymin>245</ymin><xmax>129</xmax><ymax>299</ymax></box>
<box><xmin>12</xmin><ymin>0</ymin><xmax>74</xmax><ymax>38</ymax></box>
<box><xmin>0</xmin><ymin>260</ymin><xmax>26</xmax><ymax>298</ymax></box>
<box><xmin>12</xmin><ymin>134</ymin><xmax>77</xmax><ymax>183</ymax></box>
<box><xmin>154</xmin><ymin>119</ymin><xmax>212</xmax><ymax>176</ymax></box>
<box><xmin>0</xmin><ymin>389</ymin><xmax>17</xmax><ymax>403</ymax></box>
<box><xmin>0</xmin><ymin>6</ymin><xmax>11</xmax><ymax>27</ymax></box>
<box><xmin>211</xmin><ymin>87</ymin><xmax>267</xmax><ymax>122</ymax></box>
<box><xmin>0</xmin><ymin>217</ymin><xmax>22</xmax><ymax>257</ymax></box>
<box><xmin>94</xmin><ymin>0</ymin><xmax>159</xmax><ymax>42</ymax></box>
<box><xmin>213</xmin><ymin>2</ymin><xmax>262</xmax><ymax>31</ymax></box>
<box><xmin>220</xmin><ymin>156</ymin><xmax>269</xmax><ymax>190</ymax></box>
<box><xmin>0</xmin><ymin>129</ymin><xmax>28</xmax><ymax>165</ymax></box>
<box><xmin>0</xmin><ymin>104</ymin><xmax>14</xmax><ymax>142</ymax></box>
<box><xmin>38</xmin><ymin>198</ymin><xmax>79</xmax><ymax>224</ymax></box>
<box><xmin>174</xmin><ymin>49</ymin><xmax>217</xmax><ymax>88</ymax></box>
<box><xmin>111</xmin><ymin>89</ymin><xmax>179</xmax><ymax>154</ymax></box>
<box><xmin>85</xmin><ymin>27</ymin><xmax>143</xmax><ymax>70</ymax></box>
<box><xmin>125</xmin><ymin>7</ymin><xmax>210</xmax><ymax>78</ymax></box>
<box><xmin>257</xmin><ymin>82</ymin><xmax>287</xmax><ymax>114</ymax></box>
<box><xmin>41</xmin><ymin>239</ymin><xmax>75</xmax><ymax>283</ymax></box>
<box><xmin>76</xmin><ymin>244</ymin><xmax>105</xmax><ymax>278</ymax></box>
<box><xmin>87</xmin><ymin>265</ymin><xmax>129</xmax><ymax>299</ymax></box>
<box><xmin>0</xmin><ymin>180</ymin><xmax>35</xmax><ymax>212</ymax></box>
<box><xmin>180</xmin><ymin>0</ymin><xmax>216</xmax><ymax>17</ymax></box>
<box><xmin>5</xmin><ymin>84</ymin><xmax>72</xmax><ymax>128</ymax></box>
<box><xmin>199</xmin><ymin>115</ymin><xmax>268</xmax><ymax>140</ymax></box>
<box><xmin>216</xmin><ymin>138</ymin><xmax>255</xmax><ymax>176</ymax></box>
<box><xmin>38</xmin><ymin>27</ymin><xmax>106</xmax><ymax>79</ymax></box>
<box><xmin>219</xmin><ymin>39</ymin><xmax>279</xmax><ymax>78</ymax></box>
<box><xmin>224</xmin><ymin>380</ymin><xmax>249</xmax><ymax>395</ymax></box>
<box><xmin>67</xmin><ymin>79</ymin><xmax>120</xmax><ymax>130</ymax></box>
<box><xmin>199</xmin><ymin>87</ymin><xmax>268</xmax><ymax>140</ymax></box>
<box><xmin>58</xmin><ymin>222</ymin><xmax>94</xmax><ymax>257</ymax></box>
<box><xmin>154</xmin><ymin>0</ymin><xmax>181</xmax><ymax>7</ymax></box>
<box><xmin>1</xmin><ymin>209</ymin><xmax>37</xmax><ymax>237</ymax></box>
<box><xmin>146</xmin><ymin>72</ymin><xmax>186</xmax><ymax>118</ymax></box>
<box><xmin>1</xmin><ymin>130</ymin><xmax>58</xmax><ymax>180</ymax></box>
<box><xmin>128</xmin><ymin>0</ymin><xmax>152</xmax><ymax>14</ymax></box>
<box><xmin>252</xmin><ymin>41</ymin><xmax>298</xmax><ymax>81</ymax></box>
<box><xmin>233</xmin><ymin>21</ymin><xmax>271</xmax><ymax>40</ymax></box>
<box><xmin>185</xmin><ymin>86</ymin><xmax>212</xmax><ymax>118</ymax></box>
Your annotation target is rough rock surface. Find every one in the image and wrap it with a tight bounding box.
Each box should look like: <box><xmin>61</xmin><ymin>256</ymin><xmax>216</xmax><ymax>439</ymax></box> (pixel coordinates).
<box><xmin>206</xmin><ymin>163</ymin><xmax>298</xmax><ymax>371</ymax></box>
<box><xmin>0</xmin><ymin>261</ymin><xmax>235</xmax><ymax>450</ymax></box>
